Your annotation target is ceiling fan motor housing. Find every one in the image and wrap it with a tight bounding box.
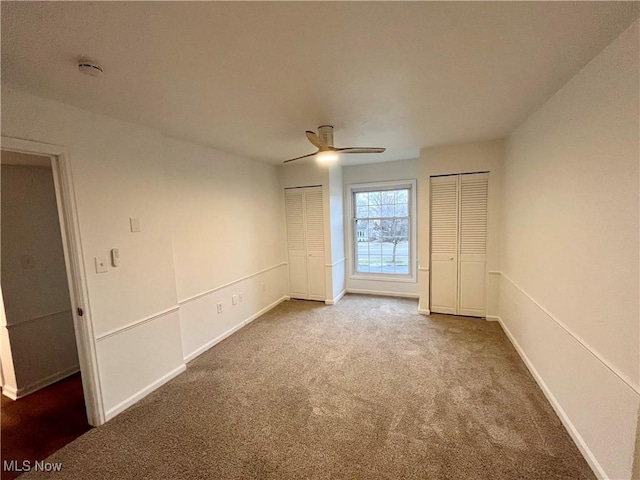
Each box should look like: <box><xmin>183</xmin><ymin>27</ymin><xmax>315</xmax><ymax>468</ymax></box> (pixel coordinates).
<box><xmin>318</xmin><ymin>125</ymin><xmax>334</xmax><ymax>148</ymax></box>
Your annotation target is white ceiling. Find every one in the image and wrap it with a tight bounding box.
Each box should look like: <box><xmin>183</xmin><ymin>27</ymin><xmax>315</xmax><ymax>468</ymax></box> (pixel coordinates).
<box><xmin>2</xmin><ymin>2</ymin><xmax>638</xmax><ymax>166</ymax></box>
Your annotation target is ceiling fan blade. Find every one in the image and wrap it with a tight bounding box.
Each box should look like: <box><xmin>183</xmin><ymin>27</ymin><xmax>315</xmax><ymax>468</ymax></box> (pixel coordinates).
<box><xmin>334</xmin><ymin>147</ymin><xmax>386</xmax><ymax>154</ymax></box>
<box><xmin>305</xmin><ymin>131</ymin><xmax>328</xmax><ymax>150</ymax></box>
<box><xmin>283</xmin><ymin>150</ymin><xmax>319</xmax><ymax>164</ymax></box>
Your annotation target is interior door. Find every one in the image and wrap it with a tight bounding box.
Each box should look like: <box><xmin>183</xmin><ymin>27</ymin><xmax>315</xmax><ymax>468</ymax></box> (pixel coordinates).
<box><xmin>430</xmin><ymin>175</ymin><xmax>459</xmax><ymax>314</ymax></box>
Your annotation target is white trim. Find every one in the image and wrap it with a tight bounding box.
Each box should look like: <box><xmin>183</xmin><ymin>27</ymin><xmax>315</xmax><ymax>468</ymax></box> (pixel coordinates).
<box><xmin>325</xmin><ymin>289</ymin><xmax>346</xmax><ymax>305</ymax></box>
<box><xmin>183</xmin><ymin>295</ymin><xmax>288</xmax><ymax>363</ymax></box>
<box><xmin>499</xmin><ymin>271</ymin><xmax>639</xmax><ymax>395</ymax></box>
<box><xmin>485</xmin><ymin>315</ymin><xmax>501</xmax><ymax>322</ymax></box>
<box><xmin>349</xmin><ymin>274</ymin><xmax>417</xmax><ymax>283</ymax></box>
<box><xmin>96</xmin><ymin>306</ymin><xmax>180</xmax><ymax>341</ymax></box>
<box><xmin>104</xmin><ymin>364</ymin><xmax>186</xmax><ymax>421</ymax></box>
<box><xmin>2</xmin><ymin>364</ymin><xmax>79</xmax><ymax>400</ymax></box>
<box><xmin>2</xmin><ymin>385</ymin><xmax>18</xmax><ymax>400</ymax></box>
<box><xmin>324</xmin><ymin>257</ymin><xmax>346</xmax><ymax>268</ymax></box>
<box><xmin>418</xmin><ymin>308</ymin><xmax>431</xmax><ymax>315</ymax></box>
<box><xmin>1</xmin><ymin>136</ymin><xmax>105</xmax><ymax>426</ymax></box>
<box><xmin>5</xmin><ymin>309</ymin><xmax>72</xmax><ymax>329</ymax></box>
<box><xmin>496</xmin><ymin>317</ymin><xmax>606</xmax><ymax>479</ymax></box>
<box><xmin>345</xmin><ymin>288</ymin><xmax>419</xmax><ymax>299</ymax></box>
<box><xmin>178</xmin><ymin>263</ymin><xmax>287</xmax><ymax>305</ymax></box>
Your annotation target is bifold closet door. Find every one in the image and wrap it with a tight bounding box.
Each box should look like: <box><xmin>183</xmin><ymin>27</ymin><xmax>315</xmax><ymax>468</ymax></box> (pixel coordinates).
<box><xmin>458</xmin><ymin>173</ymin><xmax>488</xmax><ymax>316</ymax></box>
<box><xmin>430</xmin><ymin>173</ymin><xmax>488</xmax><ymax>317</ymax></box>
<box><xmin>285</xmin><ymin>188</ymin><xmax>308</xmax><ymax>298</ymax></box>
<box><xmin>430</xmin><ymin>176</ymin><xmax>459</xmax><ymax>314</ymax></box>
<box><xmin>303</xmin><ymin>187</ymin><xmax>326</xmax><ymax>300</ymax></box>
<box><xmin>285</xmin><ymin>186</ymin><xmax>325</xmax><ymax>301</ymax></box>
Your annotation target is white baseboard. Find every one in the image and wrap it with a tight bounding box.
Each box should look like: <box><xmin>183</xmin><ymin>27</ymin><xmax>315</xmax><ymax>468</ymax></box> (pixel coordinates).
<box><xmin>485</xmin><ymin>315</ymin><xmax>501</xmax><ymax>322</ymax></box>
<box><xmin>497</xmin><ymin>318</ymin><xmax>606</xmax><ymax>479</ymax></box>
<box><xmin>2</xmin><ymin>385</ymin><xmax>18</xmax><ymax>400</ymax></box>
<box><xmin>2</xmin><ymin>364</ymin><xmax>80</xmax><ymax>400</ymax></box>
<box><xmin>418</xmin><ymin>308</ymin><xmax>431</xmax><ymax>315</ymax></box>
<box><xmin>345</xmin><ymin>288</ymin><xmax>419</xmax><ymax>299</ymax></box>
<box><xmin>325</xmin><ymin>289</ymin><xmax>346</xmax><ymax>305</ymax></box>
<box><xmin>183</xmin><ymin>295</ymin><xmax>288</xmax><ymax>363</ymax></box>
<box><xmin>105</xmin><ymin>364</ymin><xmax>186</xmax><ymax>421</ymax></box>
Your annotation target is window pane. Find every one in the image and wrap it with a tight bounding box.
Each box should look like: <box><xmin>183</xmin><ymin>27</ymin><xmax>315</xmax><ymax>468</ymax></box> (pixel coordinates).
<box><xmin>381</xmin><ymin>204</ymin><xmax>394</xmax><ymax>217</ymax></box>
<box><xmin>353</xmin><ymin>187</ymin><xmax>411</xmax><ymax>277</ymax></box>
<box><xmin>355</xmin><ymin>192</ymin><xmax>368</xmax><ymax>206</ymax></box>
<box><xmin>368</xmin><ymin>205</ymin><xmax>381</xmax><ymax>218</ymax></box>
<box><xmin>394</xmin><ymin>204</ymin><xmax>408</xmax><ymax>217</ymax></box>
<box><xmin>396</xmin><ymin>189</ymin><xmax>408</xmax><ymax>204</ymax></box>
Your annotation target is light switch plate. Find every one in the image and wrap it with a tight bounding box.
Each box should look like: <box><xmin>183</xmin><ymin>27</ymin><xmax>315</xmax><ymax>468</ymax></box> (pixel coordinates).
<box><xmin>130</xmin><ymin>217</ymin><xmax>141</xmax><ymax>233</ymax></box>
<box><xmin>232</xmin><ymin>294</ymin><xmax>238</xmax><ymax>306</ymax></box>
<box><xmin>95</xmin><ymin>256</ymin><xmax>108</xmax><ymax>274</ymax></box>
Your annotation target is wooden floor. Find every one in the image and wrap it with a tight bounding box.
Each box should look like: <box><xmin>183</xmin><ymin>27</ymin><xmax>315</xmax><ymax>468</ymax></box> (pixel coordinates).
<box><xmin>1</xmin><ymin>374</ymin><xmax>92</xmax><ymax>480</ymax></box>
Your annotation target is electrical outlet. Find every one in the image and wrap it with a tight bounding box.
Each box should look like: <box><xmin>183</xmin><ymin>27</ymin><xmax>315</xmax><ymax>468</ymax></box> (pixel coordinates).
<box><xmin>238</xmin><ymin>292</ymin><xmax>243</xmax><ymax>303</ymax></box>
<box><xmin>216</xmin><ymin>302</ymin><xmax>223</xmax><ymax>314</ymax></box>
<box><xmin>232</xmin><ymin>294</ymin><xmax>238</xmax><ymax>306</ymax></box>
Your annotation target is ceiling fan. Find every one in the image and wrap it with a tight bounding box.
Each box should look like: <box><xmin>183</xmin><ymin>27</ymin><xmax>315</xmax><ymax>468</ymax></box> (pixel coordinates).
<box><xmin>283</xmin><ymin>125</ymin><xmax>386</xmax><ymax>164</ymax></box>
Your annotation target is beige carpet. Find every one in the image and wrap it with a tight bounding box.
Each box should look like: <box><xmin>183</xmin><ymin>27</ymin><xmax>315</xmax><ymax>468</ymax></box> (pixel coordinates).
<box><xmin>21</xmin><ymin>295</ymin><xmax>594</xmax><ymax>479</ymax></box>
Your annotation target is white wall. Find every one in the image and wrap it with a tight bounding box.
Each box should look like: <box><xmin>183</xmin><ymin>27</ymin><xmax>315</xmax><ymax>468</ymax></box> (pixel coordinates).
<box><xmin>418</xmin><ymin>141</ymin><xmax>504</xmax><ymax>314</ymax></box>
<box><xmin>165</xmin><ymin>137</ymin><xmax>287</xmax><ymax>361</ymax></box>
<box><xmin>343</xmin><ymin>159</ymin><xmax>419</xmax><ymax>297</ymax></box>
<box><xmin>1</xmin><ymin>87</ymin><xmax>288</xmax><ymax>422</ymax></box>
<box><xmin>1</xmin><ymin>162</ymin><xmax>79</xmax><ymax>398</ymax></box>
<box><xmin>500</xmin><ymin>20</ymin><xmax>639</xmax><ymax>479</ymax></box>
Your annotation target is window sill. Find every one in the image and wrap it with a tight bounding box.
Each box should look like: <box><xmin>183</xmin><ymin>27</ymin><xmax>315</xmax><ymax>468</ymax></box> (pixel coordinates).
<box><xmin>349</xmin><ymin>274</ymin><xmax>417</xmax><ymax>283</ymax></box>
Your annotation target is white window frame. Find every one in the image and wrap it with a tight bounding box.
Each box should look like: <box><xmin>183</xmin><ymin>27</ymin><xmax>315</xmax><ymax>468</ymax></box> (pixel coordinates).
<box><xmin>347</xmin><ymin>179</ymin><xmax>417</xmax><ymax>283</ymax></box>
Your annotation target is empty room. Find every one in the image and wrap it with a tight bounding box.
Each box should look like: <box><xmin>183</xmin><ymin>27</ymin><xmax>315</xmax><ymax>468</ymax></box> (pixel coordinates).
<box><xmin>0</xmin><ymin>2</ymin><xmax>638</xmax><ymax>479</ymax></box>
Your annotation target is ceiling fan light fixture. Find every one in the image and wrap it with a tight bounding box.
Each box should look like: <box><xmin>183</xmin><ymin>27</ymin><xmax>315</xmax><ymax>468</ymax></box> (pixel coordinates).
<box><xmin>316</xmin><ymin>151</ymin><xmax>338</xmax><ymax>163</ymax></box>
<box><xmin>283</xmin><ymin>126</ymin><xmax>385</xmax><ymax>164</ymax></box>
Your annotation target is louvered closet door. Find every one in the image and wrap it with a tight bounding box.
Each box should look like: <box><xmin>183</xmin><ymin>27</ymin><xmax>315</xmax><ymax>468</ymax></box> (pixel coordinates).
<box><xmin>430</xmin><ymin>176</ymin><xmax>459</xmax><ymax>314</ymax></box>
<box><xmin>303</xmin><ymin>187</ymin><xmax>326</xmax><ymax>300</ymax></box>
<box><xmin>458</xmin><ymin>173</ymin><xmax>488</xmax><ymax>317</ymax></box>
<box><xmin>285</xmin><ymin>188</ymin><xmax>308</xmax><ymax>298</ymax></box>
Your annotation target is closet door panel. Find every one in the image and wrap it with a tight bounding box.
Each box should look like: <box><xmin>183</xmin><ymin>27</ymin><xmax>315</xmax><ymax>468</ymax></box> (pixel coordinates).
<box><xmin>307</xmin><ymin>253</ymin><xmax>326</xmax><ymax>300</ymax></box>
<box><xmin>458</xmin><ymin>256</ymin><xmax>486</xmax><ymax>316</ymax></box>
<box><xmin>430</xmin><ymin>176</ymin><xmax>458</xmax><ymax>314</ymax></box>
<box><xmin>288</xmin><ymin>252</ymin><xmax>308</xmax><ymax>299</ymax></box>
<box><xmin>303</xmin><ymin>186</ymin><xmax>326</xmax><ymax>300</ymax></box>
<box><xmin>458</xmin><ymin>173</ymin><xmax>488</xmax><ymax>317</ymax></box>
<box><xmin>285</xmin><ymin>188</ymin><xmax>308</xmax><ymax>298</ymax></box>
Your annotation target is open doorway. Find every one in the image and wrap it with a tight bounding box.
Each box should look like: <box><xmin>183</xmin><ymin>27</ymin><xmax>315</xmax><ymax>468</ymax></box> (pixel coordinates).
<box><xmin>0</xmin><ymin>149</ymin><xmax>91</xmax><ymax>478</ymax></box>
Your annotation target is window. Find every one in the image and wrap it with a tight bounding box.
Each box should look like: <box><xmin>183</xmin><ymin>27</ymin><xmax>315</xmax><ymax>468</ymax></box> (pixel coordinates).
<box><xmin>349</xmin><ymin>180</ymin><xmax>416</xmax><ymax>280</ymax></box>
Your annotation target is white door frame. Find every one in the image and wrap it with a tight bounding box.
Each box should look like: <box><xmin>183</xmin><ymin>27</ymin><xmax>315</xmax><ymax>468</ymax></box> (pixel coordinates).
<box><xmin>1</xmin><ymin>136</ymin><xmax>105</xmax><ymax>426</ymax></box>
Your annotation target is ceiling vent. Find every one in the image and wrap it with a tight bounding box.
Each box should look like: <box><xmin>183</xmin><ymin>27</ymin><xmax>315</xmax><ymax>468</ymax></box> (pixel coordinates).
<box><xmin>78</xmin><ymin>59</ymin><xmax>103</xmax><ymax>77</ymax></box>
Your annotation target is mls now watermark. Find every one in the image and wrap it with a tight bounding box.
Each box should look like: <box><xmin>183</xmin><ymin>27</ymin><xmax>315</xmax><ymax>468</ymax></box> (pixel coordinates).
<box><xmin>3</xmin><ymin>460</ymin><xmax>63</xmax><ymax>473</ymax></box>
